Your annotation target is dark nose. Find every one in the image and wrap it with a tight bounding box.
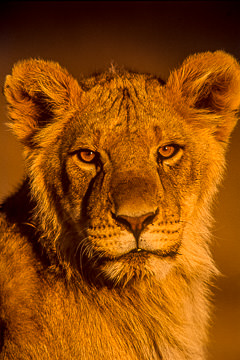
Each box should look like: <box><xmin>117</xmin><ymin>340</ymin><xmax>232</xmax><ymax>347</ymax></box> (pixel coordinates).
<box><xmin>113</xmin><ymin>211</ymin><xmax>157</xmax><ymax>240</ymax></box>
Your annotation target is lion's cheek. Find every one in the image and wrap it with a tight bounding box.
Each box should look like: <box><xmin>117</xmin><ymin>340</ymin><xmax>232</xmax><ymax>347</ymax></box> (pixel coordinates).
<box><xmin>180</xmin><ymin>194</ymin><xmax>199</xmax><ymax>219</ymax></box>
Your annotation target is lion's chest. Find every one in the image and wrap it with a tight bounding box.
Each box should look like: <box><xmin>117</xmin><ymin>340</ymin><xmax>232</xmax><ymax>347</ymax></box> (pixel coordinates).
<box><xmin>36</xmin><ymin>283</ymin><xmax>161</xmax><ymax>360</ymax></box>
<box><xmin>3</xmin><ymin>277</ymin><xmax>161</xmax><ymax>360</ymax></box>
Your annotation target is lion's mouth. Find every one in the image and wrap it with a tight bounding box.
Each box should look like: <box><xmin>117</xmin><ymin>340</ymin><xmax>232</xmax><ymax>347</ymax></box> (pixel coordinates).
<box><xmin>101</xmin><ymin>242</ymin><xmax>181</xmax><ymax>262</ymax></box>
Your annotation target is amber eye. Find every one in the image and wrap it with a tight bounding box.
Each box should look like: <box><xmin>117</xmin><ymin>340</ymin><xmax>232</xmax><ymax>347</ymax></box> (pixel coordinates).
<box><xmin>158</xmin><ymin>144</ymin><xmax>180</xmax><ymax>160</ymax></box>
<box><xmin>77</xmin><ymin>149</ymin><xmax>97</xmax><ymax>163</ymax></box>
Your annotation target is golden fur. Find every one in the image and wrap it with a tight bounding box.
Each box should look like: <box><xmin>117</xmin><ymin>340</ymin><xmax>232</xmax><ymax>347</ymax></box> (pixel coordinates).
<box><xmin>0</xmin><ymin>51</ymin><xmax>240</xmax><ymax>359</ymax></box>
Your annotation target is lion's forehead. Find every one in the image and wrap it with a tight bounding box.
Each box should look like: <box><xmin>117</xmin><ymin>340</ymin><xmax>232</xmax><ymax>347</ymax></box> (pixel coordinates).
<box><xmin>80</xmin><ymin>73</ymin><xmax>167</xmax><ymax>125</ymax></box>
<box><xmin>71</xmin><ymin>75</ymin><xmax>185</xmax><ymax>150</ymax></box>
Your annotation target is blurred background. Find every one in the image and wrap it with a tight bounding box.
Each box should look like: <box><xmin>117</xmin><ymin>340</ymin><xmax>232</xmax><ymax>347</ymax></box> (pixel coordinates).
<box><xmin>0</xmin><ymin>2</ymin><xmax>239</xmax><ymax>358</ymax></box>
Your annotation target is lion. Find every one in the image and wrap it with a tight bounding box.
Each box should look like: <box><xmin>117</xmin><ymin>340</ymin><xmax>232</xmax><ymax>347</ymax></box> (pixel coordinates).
<box><xmin>0</xmin><ymin>51</ymin><xmax>239</xmax><ymax>359</ymax></box>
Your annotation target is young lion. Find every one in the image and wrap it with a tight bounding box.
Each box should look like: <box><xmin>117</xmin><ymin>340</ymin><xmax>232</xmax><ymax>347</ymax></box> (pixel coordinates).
<box><xmin>0</xmin><ymin>51</ymin><xmax>239</xmax><ymax>359</ymax></box>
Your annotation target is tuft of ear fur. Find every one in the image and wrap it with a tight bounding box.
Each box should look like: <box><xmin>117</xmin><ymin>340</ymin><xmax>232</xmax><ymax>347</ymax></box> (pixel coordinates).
<box><xmin>4</xmin><ymin>59</ymin><xmax>81</xmax><ymax>145</ymax></box>
<box><xmin>166</xmin><ymin>51</ymin><xmax>240</xmax><ymax>142</ymax></box>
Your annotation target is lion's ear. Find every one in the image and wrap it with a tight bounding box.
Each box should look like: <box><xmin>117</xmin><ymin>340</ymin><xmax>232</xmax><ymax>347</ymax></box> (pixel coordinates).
<box><xmin>166</xmin><ymin>51</ymin><xmax>240</xmax><ymax>142</ymax></box>
<box><xmin>4</xmin><ymin>59</ymin><xmax>81</xmax><ymax>144</ymax></box>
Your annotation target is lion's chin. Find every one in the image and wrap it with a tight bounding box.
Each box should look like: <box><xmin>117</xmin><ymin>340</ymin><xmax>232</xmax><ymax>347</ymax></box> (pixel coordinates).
<box><xmin>98</xmin><ymin>251</ymin><xmax>176</xmax><ymax>288</ymax></box>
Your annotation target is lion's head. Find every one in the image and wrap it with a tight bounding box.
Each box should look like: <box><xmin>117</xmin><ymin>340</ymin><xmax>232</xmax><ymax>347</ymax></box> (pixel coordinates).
<box><xmin>4</xmin><ymin>51</ymin><xmax>240</xmax><ymax>287</ymax></box>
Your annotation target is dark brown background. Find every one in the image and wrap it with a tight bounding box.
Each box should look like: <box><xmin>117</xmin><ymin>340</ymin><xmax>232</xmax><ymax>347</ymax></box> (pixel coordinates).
<box><xmin>0</xmin><ymin>2</ymin><xmax>239</xmax><ymax>359</ymax></box>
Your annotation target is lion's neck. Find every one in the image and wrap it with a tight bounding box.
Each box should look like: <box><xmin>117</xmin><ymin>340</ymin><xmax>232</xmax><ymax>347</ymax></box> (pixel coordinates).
<box><xmin>39</xmin><ymin>269</ymin><xmax>210</xmax><ymax>360</ymax></box>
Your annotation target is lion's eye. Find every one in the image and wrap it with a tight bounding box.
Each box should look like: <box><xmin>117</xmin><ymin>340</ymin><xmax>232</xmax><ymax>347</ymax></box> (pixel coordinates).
<box><xmin>158</xmin><ymin>144</ymin><xmax>180</xmax><ymax>160</ymax></box>
<box><xmin>76</xmin><ymin>149</ymin><xmax>97</xmax><ymax>163</ymax></box>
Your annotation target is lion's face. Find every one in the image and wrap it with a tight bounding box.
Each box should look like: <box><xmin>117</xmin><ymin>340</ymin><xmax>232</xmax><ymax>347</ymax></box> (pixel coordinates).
<box><xmin>5</xmin><ymin>53</ymin><xmax>240</xmax><ymax>286</ymax></box>
<box><xmin>39</xmin><ymin>75</ymin><xmax>224</xmax><ymax>286</ymax></box>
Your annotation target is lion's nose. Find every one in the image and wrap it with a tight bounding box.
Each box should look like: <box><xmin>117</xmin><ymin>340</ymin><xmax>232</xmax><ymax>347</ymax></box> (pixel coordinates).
<box><xmin>113</xmin><ymin>211</ymin><xmax>158</xmax><ymax>240</ymax></box>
